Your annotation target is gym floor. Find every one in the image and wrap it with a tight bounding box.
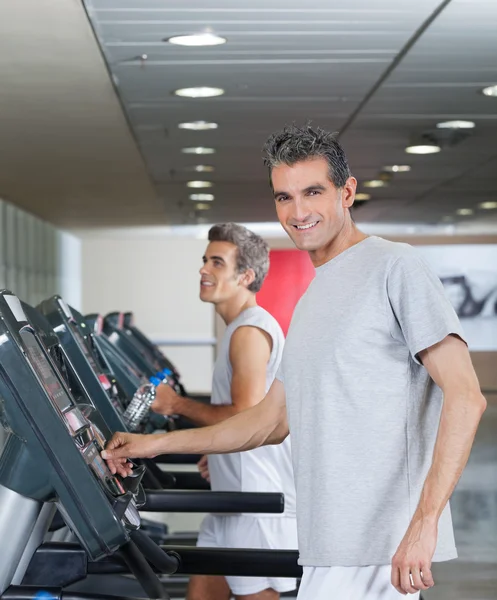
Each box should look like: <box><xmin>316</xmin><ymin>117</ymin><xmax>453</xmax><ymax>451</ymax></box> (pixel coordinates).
<box><xmin>426</xmin><ymin>562</ymin><xmax>497</xmax><ymax>600</ymax></box>
<box><xmin>426</xmin><ymin>401</ymin><xmax>497</xmax><ymax>600</ymax></box>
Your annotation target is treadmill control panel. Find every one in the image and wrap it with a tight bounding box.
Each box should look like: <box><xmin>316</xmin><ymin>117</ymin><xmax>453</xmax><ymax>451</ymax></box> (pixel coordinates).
<box><xmin>20</xmin><ymin>328</ymin><xmax>132</xmax><ymax>505</ymax></box>
<box><xmin>0</xmin><ymin>292</ymin><xmax>144</xmax><ymax>560</ymax></box>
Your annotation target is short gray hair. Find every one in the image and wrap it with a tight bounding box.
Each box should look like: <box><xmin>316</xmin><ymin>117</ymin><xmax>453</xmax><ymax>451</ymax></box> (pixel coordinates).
<box><xmin>208</xmin><ymin>223</ymin><xmax>269</xmax><ymax>293</ymax></box>
<box><xmin>262</xmin><ymin>123</ymin><xmax>352</xmax><ymax>188</ymax></box>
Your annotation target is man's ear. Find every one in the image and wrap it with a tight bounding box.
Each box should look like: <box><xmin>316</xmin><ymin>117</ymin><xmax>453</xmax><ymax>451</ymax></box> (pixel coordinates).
<box><xmin>239</xmin><ymin>268</ymin><xmax>256</xmax><ymax>289</ymax></box>
<box><xmin>342</xmin><ymin>176</ymin><xmax>358</xmax><ymax>208</ymax></box>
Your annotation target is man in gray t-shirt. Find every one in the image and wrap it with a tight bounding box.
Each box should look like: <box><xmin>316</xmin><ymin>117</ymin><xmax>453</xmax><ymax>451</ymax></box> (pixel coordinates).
<box><xmin>103</xmin><ymin>125</ymin><xmax>487</xmax><ymax>599</ymax></box>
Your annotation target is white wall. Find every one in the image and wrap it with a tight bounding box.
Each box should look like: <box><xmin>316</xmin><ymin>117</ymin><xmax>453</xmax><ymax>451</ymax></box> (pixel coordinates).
<box><xmin>81</xmin><ymin>234</ymin><xmax>214</xmax><ymax>393</ymax></box>
<box><xmin>59</xmin><ymin>230</ymin><xmax>82</xmax><ymax>311</ymax></box>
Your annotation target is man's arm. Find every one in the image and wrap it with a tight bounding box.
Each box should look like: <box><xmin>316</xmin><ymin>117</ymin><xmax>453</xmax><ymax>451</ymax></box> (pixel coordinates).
<box><xmin>101</xmin><ymin>377</ymin><xmax>289</xmax><ymax>476</ymax></box>
<box><xmin>391</xmin><ymin>334</ymin><xmax>487</xmax><ymax>595</ymax></box>
<box><xmin>151</xmin><ymin>325</ymin><xmax>272</xmax><ymax>426</ymax></box>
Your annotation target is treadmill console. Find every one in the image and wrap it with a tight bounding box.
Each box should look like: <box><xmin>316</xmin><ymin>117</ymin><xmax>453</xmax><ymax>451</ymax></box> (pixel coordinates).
<box><xmin>0</xmin><ymin>292</ymin><xmax>141</xmax><ymax>560</ymax></box>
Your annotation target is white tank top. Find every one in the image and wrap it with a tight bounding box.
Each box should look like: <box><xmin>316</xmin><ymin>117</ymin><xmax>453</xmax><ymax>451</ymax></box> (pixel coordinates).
<box><xmin>208</xmin><ymin>306</ymin><xmax>296</xmax><ymax>517</ymax></box>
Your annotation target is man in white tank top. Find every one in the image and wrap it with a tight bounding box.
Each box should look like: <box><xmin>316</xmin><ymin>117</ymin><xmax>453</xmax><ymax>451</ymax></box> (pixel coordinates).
<box><xmin>146</xmin><ymin>223</ymin><xmax>297</xmax><ymax>600</ymax></box>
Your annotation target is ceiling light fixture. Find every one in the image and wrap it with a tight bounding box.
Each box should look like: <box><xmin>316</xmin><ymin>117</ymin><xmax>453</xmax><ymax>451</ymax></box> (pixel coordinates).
<box><xmin>479</xmin><ymin>201</ymin><xmax>497</xmax><ymax>209</ymax></box>
<box><xmin>355</xmin><ymin>193</ymin><xmax>371</xmax><ymax>201</ymax></box>
<box><xmin>363</xmin><ymin>180</ymin><xmax>386</xmax><ymax>188</ymax></box>
<box><xmin>182</xmin><ymin>147</ymin><xmax>216</xmax><ymax>155</ymax></box>
<box><xmin>383</xmin><ymin>165</ymin><xmax>411</xmax><ymax>173</ymax></box>
<box><xmin>437</xmin><ymin>120</ymin><xmax>475</xmax><ymax>129</ymax></box>
<box><xmin>456</xmin><ymin>208</ymin><xmax>474</xmax><ymax>216</ymax></box>
<box><xmin>187</xmin><ymin>181</ymin><xmax>213</xmax><ymax>188</ymax></box>
<box><xmin>195</xmin><ymin>203</ymin><xmax>212</xmax><ymax>211</ymax></box>
<box><xmin>178</xmin><ymin>121</ymin><xmax>218</xmax><ymax>131</ymax></box>
<box><xmin>482</xmin><ymin>84</ymin><xmax>497</xmax><ymax>97</ymax></box>
<box><xmin>190</xmin><ymin>193</ymin><xmax>214</xmax><ymax>201</ymax></box>
<box><xmin>405</xmin><ymin>144</ymin><xmax>441</xmax><ymax>154</ymax></box>
<box><xmin>167</xmin><ymin>33</ymin><xmax>227</xmax><ymax>47</ymax></box>
<box><xmin>174</xmin><ymin>87</ymin><xmax>224</xmax><ymax>98</ymax></box>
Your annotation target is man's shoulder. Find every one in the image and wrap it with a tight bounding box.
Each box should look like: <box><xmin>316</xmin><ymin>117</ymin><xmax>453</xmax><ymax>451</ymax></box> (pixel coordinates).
<box><xmin>368</xmin><ymin>236</ymin><xmax>418</xmax><ymax>258</ymax></box>
<box><xmin>238</xmin><ymin>306</ymin><xmax>282</xmax><ymax>331</ymax></box>
<box><xmin>363</xmin><ymin>237</ymin><xmax>425</xmax><ymax>272</ymax></box>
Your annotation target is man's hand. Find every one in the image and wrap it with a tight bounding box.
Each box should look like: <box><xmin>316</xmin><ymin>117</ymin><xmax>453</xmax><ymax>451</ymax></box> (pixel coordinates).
<box><xmin>197</xmin><ymin>455</ymin><xmax>210</xmax><ymax>482</ymax></box>
<box><xmin>151</xmin><ymin>384</ymin><xmax>181</xmax><ymax>416</ymax></box>
<box><xmin>101</xmin><ymin>432</ymin><xmax>165</xmax><ymax>476</ymax></box>
<box><xmin>391</xmin><ymin>515</ymin><xmax>437</xmax><ymax>595</ymax></box>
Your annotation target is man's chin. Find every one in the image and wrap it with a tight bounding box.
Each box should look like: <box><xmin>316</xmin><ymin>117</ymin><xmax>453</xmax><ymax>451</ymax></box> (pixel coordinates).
<box><xmin>287</xmin><ymin>234</ymin><xmax>320</xmax><ymax>252</ymax></box>
<box><xmin>199</xmin><ymin>290</ymin><xmax>212</xmax><ymax>303</ymax></box>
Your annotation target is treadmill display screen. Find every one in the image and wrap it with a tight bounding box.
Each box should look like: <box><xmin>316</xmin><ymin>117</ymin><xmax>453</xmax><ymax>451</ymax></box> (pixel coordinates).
<box><xmin>20</xmin><ymin>330</ymin><xmax>72</xmax><ymax>412</ymax></box>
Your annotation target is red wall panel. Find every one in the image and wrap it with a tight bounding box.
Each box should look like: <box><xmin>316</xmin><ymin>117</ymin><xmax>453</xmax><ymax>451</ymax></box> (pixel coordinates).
<box><xmin>257</xmin><ymin>249</ymin><xmax>315</xmax><ymax>336</ymax></box>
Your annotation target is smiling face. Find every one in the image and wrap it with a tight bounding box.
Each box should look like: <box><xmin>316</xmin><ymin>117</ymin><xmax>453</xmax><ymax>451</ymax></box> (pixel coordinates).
<box><xmin>271</xmin><ymin>157</ymin><xmax>357</xmax><ymax>263</ymax></box>
<box><xmin>199</xmin><ymin>241</ymin><xmax>246</xmax><ymax>306</ymax></box>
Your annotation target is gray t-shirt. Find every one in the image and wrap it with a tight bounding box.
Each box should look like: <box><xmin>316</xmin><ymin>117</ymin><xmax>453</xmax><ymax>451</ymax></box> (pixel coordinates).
<box><xmin>277</xmin><ymin>236</ymin><xmax>465</xmax><ymax>567</ymax></box>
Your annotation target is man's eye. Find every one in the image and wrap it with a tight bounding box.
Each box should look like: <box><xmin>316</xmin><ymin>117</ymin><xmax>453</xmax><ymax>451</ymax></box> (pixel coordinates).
<box><xmin>276</xmin><ymin>196</ymin><xmax>289</xmax><ymax>202</ymax></box>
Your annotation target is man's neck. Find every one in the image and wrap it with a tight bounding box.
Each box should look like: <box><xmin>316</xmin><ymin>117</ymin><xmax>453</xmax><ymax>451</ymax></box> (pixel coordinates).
<box><xmin>310</xmin><ymin>222</ymin><xmax>368</xmax><ymax>268</ymax></box>
<box><xmin>216</xmin><ymin>294</ymin><xmax>257</xmax><ymax>326</ymax></box>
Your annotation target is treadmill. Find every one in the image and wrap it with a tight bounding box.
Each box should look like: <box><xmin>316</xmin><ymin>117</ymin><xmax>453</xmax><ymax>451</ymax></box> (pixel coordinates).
<box><xmin>122</xmin><ymin>311</ymin><xmax>179</xmax><ymax>379</ymax></box>
<box><xmin>120</xmin><ymin>311</ymin><xmax>210</xmax><ymax>405</ymax></box>
<box><xmin>101</xmin><ymin>312</ymin><xmax>164</xmax><ymax>382</ymax></box>
<box><xmin>37</xmin><ymin>296</ymin><xmax>175</xmax><ymax>437</ymax></box>
<box><xmin>0</xmin><ymin>289</ymin><xmax>301</xmax><ymax>600</ymax></box>
<box><xmin>85</xmin><ymin>311</ymin><xmax>198</xmax><ymax>437</ymax></box>
<box><xmin>40</xmin><ymin>298</ymin><xmax>199</xmax><ymax>466</ymax></box>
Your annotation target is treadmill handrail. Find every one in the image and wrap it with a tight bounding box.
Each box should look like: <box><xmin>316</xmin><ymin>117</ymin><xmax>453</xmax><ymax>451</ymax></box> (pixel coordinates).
<box><xmin>142</xmin><ymin>490</ymin><xmax>284</xmax><ymax>513</ymax></box>
<box><xmin>89</xmin><ymin>545</ymin><xmax>302</xmax><ymax>578</ymax></box>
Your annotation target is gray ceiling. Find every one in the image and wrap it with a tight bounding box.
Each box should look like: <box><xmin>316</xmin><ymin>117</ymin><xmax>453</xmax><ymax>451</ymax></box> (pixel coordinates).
<box><xmin>0</xmin><ymin>0</ymin><xmax>162</xmax><ymax>228</ymax></box>
<box><xmin>83</xmin><ymin>0</ymin><xmax>497</xmax><ymax>226</ymax></box>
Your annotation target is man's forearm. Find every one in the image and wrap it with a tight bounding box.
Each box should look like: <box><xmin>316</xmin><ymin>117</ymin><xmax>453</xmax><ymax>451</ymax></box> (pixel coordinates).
<box><xmin>174</xmin><ymin>397</ymin><xmax>238</xmax><ymax>426</ymax></box>
<box><xmin>414</xmin><ymin>391</ymin><xmax>486</xmax><ymax>521</ymax></box>
<box><xmin>155</xmin><ymin>398</ymin><xmax>286</xmax><ymax>456</ymax></box>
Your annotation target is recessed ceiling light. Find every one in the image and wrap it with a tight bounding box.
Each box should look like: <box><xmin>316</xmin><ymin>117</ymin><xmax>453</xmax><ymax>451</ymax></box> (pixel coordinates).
<box><xmin>479</xmin><ymin>201</ymin><xmax>497</xmax><ymax>209</ymax></box>
<box><xmin>482</xmin><ymin>84</ymin><xmax>497</xmax><ymax>97</ymax></box>
<box><xmin>405</xmin><ymin>144</ymin><xmax>441</xmax><ymax>154</ymax></box>
<box><xmin>363</xmin><ymin>180</ymin><xmax>386</xmax><ymax>188</ymax></box>
<box><xmin>182</xmin><ymin>147</ymin><xmax>216</xmax><ymax>155</ymax></box>
<box><xmin>167</xmin><ymin>33</ymin><xmax>227</xmax><ymax>47</ymax></box>
<box><xmin>194</xmin><ymin>165</ymin><xmax>214</xmax><ymax>172</ymax></box>
<box><xmin>456</xmin><ymin>208</ymin><xmax>474</xmax><ymax>216</ymax></box>
<box><xmin>187</xmin><ymin>181</ymin><xmax>213</xmax><ymax>188</ymax></box>
<box><xmin>195</xmin><ymin>203</ymin><xmax>212</xmax><ymax>211</ymax></box>
<box><xmin>383</xmin><ymin>165</ymin><xmax>411</xmax><ymax>173</ymax></box>
<box><xmin>437</xmin><ymin>120</ymin><xmax>475</xmax><ymax>129</ymax></box>
<box><xmin>174</xmin><ymin>87</ymin><xmax>224</xmax><ymax>98</ymax></box>
<box><xmin>355</xmin><ymin>193</ymin><xmax>371</xmax><ymax>201</ymax></box>
<box><xmin>178</xmin><ymin>121</ymin><xmax>218</xmax><ymax>131</ymax></box>
<box><xmin>190</xmin><ymin>193</ymin><xmax>214</xmax><ymax>201</ymax></box>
